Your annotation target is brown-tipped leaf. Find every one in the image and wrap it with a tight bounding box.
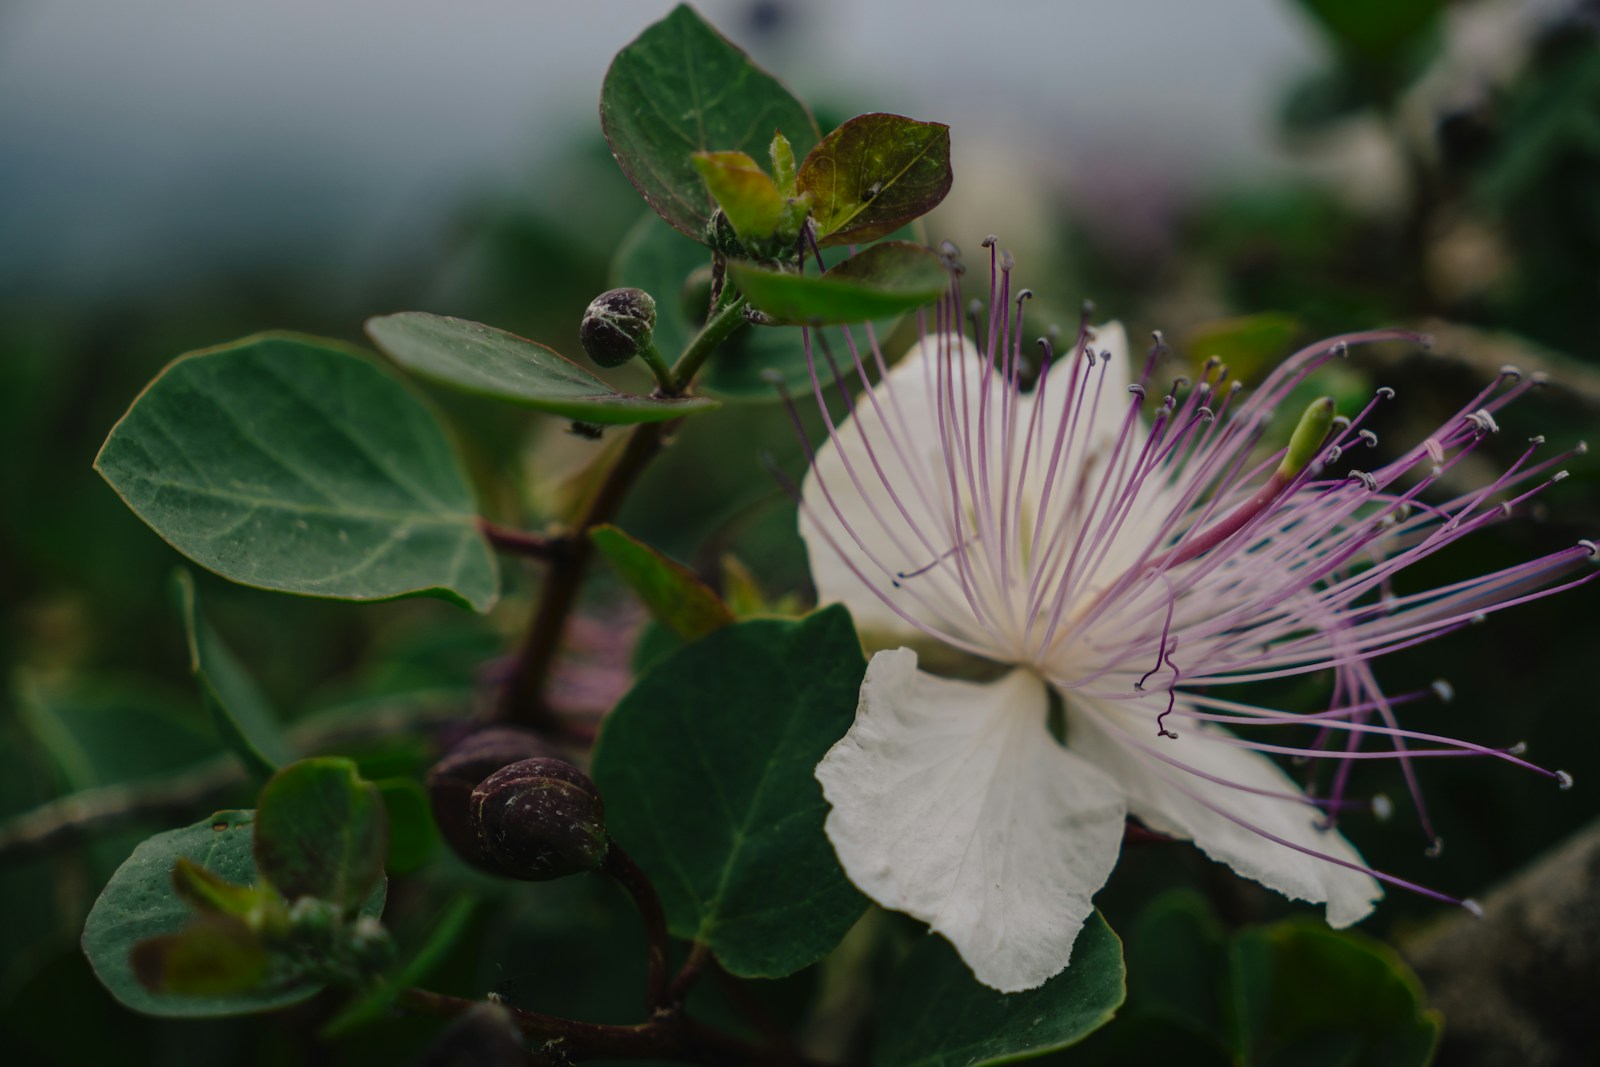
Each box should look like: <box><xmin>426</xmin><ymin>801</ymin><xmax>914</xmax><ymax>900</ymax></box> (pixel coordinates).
<box><xmin>798</xmin><ymin>113</ymin><xmax>952</xmax><ymax>246</ymax></box>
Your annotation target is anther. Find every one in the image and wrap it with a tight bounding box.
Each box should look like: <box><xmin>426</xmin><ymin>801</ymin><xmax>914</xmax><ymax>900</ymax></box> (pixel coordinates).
<box><xmin>1498</xmin><ymin>365</ymin><xmax>1522</xmax><ymax>380</ymax></box>
<box><xmin>1197</xmin><ymin>406</ymin><xmax>1215</xmax><ymax>422</ymax></box>
<box><xmin>1553</xmin><ymin>470</ymin><xmax>1570</xmax><ymax>482</ymax></box>
<box><xmin>1086</xmin><ymin>347</ymin><xmax>1098</xmax><ymax>367</ymax></box>
<box><xmin>1324</xmin><ymin>445</ymin><xmax>1343</xmax><ymax>464</ymax></box>
<box><xmin>1576</xmin><ymin>441</ymin><xmax>1589</xmax><ymax>455</ymax></box>
<box><xmin>1376</xmin><ymin>386</ymin><xmax>1396</xmax><ymax>400</ymax></box>
<box><xmin>1170</xmin><ymin>376</ymin><xmax>1189</xmax><ymax>392</ymax></box>
<box><xmin>1431</xmin><ymin>679</ymin><xmax>1455</xmax><ymax>703</ymax></box>
<box><xmin>1529</xmin><ymin>435</ymin><xmax>1546</xmax><ymax>446</ymax></box>
<box><xmin>1425</xmin><ymin>837</ymin><xmax>1445</xmax><ymax>859</ymax></box>
<box><xmin>1082</xmin><ymin>299</ymin><xmax>1097</xmax><ymax>319</ymax></box>
<box><xmin>1128</xmin><ymin>384</ymin><xmax>1146</xmax><ymax>398</ymax></box>
<box><xmin>1507</xmin><ymin>741</ymin><xmax>1527</xmax><ymax>755</ymax></box>
<box><xmin>1470</xmin><ymin>612</ymin><xmax>1488</xmax><ymax>624</ymax></box>
<box><xmin>1331</xmin><ymin>415</ymin><xmax>1351</xmax><ymax>430</ymax></box>
<box><xmin>1000</xmin><ymin>250</ymin><xmax>1015</xmax><ymax>273</ymax></box>
<box><xmin>940</xmin><ymin>239</ymin><xmax>961</xmax><ymax>259</ymax></box>
<box><xmin>1579</xmin><ymin>539</ymin><xmax>1597</xmax><ymax>556</ymax></box>
<box><xmin>980</xmin><ymin>235</ymin><xmax>997</xmax><ymax>248</ymax></box>
<box><xmin>1465</xmin><ymin>409</ymin><xmax>1500</xmax><ymax>434</ymax></box>
<box><xmin>1424</xmin><ymin>439</ymin><xmax>1445</xmax><ymax>463</ymax></box>
<box><xmin>1556</xmin><ymin>769</ymin><xmax>1574</xmax><ymax>790</ymax></box>
<box><xmin>1531</xmin><ymin>371</ymin><xmax>1550</xmax><ymax>386</ymax></box>
<box><xmin>1332</xmin><ymin>341</ymin><xmax>1349</xmax><ymax>358</ymax></box>
<box><xmin>1358</xmin><ymin>429</ymin><xmax>1378</xmax><ymax>447</ymax></box>
<box><xmin>1017</xmin><ymin>288</ymin><xmax>1033</xmax><ymax>302</ymax></box>
<box><xmin>1037</xmin><ymin>337</ymin><xmax>1054</xmax><ymax>362</ymax></box>
<box><xmin>1499</xmin><ymin>502</ymin><xmax>1514</xmax><ymax>517</ymax></box>
<box><xmin>1463</xmin><ymin>899</ymin><xmax>1484</xmax><ymax>919</ymax></box>
<box><xmin>1372</xmin><ymin>794</ymin><xmax>1394</xmax><ymax>821</ymax></box>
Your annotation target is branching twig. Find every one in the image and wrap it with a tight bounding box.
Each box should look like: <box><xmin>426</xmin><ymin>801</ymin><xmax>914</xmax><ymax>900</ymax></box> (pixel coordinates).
<box><xmin>398</xmin><ymin>987</ymin><xmax>837</xmax><ymax>1067</ymax></box>
<box><xmin>0</xmin><ymin>694</ymin><xmax>466</xmax><ymax>868</ymax></box>
<box><xmin>602</xmin><ymin>842</ymin><xmax>672</xmax><ymax>1013</ymax></box>
<box><xmin>500</xmin><ymin>297</ymin><xmax>749</xmax><ymax>728</ymax></box>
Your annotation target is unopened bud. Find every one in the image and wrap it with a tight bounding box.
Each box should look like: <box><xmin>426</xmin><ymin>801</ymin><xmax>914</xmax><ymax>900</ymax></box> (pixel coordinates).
<box><xmin>348</xmin><ymin>914</ymin><xmax>396</xmax><ymax>973</ymax></box>
<box><xmin>580</xmin><ymin>288</ymin><xmax>657</xmax><ymax>368</ymax></box>
<box><xmin>470</xmin><ymin>757</ymin><xmax>609</xmax><ymax>881</ymax></box>
<box><xmin>427</xmin><ymin>727</ymin><xmax>559</xmax><ymax>872</ymax></box>
<box><xmin>1278</xmin><ymin>396</ymin><xmax>1336</xmax><ymax>479</ymax></box>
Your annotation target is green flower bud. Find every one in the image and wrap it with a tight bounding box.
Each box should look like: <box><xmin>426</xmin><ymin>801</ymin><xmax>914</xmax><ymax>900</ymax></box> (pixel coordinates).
<box><xmin>580</xmin><ymin>287</ymin><xmax>658</xmax><ymax>368</ymax></box>
<box><xmin>469</xmin><ymin>757</ymin><xmax>609</xmax><ymax>881</ymax></box>
<box><xmin>427</xmin><ymin>727</ymin><xmax>559</xmax><ymax>872</ymax></box>
<box><xmin>1278</xmin><ymin>396</ymin><xmax>1337</xmax><ymax>479</ymax></box>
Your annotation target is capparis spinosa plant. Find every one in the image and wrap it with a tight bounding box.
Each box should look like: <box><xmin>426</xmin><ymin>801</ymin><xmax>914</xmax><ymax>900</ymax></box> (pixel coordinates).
<box><xmin>41</xmin><ymin>5</ymin><xmax>1591</xmax><ymax>1066</ymax></box>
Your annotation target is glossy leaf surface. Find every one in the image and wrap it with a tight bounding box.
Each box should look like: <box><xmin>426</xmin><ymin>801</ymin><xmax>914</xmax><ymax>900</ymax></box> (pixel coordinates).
<box><xmin>601</xmin><ymin>4</ymin><xmax>817</xmax><ymax>239</ymax></box>
<box><xmin>95</xmin><ymin>334</ymin><xmax>498</xmax><ymax>612</ymax></box>
<box><xmin>591</xmin><ymin>607</ymin><xmax>867</xmax><ymax>977</ymax></box>
<box><xmin>366</xmin><ymin>312</ymin><xmax>718</xmax><ymax>424</ymax></box>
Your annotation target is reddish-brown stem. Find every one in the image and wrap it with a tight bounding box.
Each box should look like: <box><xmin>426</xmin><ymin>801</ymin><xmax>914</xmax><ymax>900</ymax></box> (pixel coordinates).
<box><xmin>501</xmin><ymin>421</ymin><xmax>664</xmax><ymax>728</ymax></box>
<box><xmin>477</xmin><ymin>518</ymin><xmax>568</xmax><ymax>559</ymax></box>
<box><xmin>603</xmin><ymin>841</ymin><xmax>672</xmax><ymax>1012</ymax></box>
<box><xmin>666</xmin><ymin>942</ymin><xmax>712</xmax><ymax>1008</ymax></box>
<box><xmin>397</xmin><ymin>988</ymin><xmax>835</xmax><ymax>1066</ymax></box>
<box><xmin>498</xmin><ymin>296</ymin><xmax>749</xmax><ymax>729</ymax></box>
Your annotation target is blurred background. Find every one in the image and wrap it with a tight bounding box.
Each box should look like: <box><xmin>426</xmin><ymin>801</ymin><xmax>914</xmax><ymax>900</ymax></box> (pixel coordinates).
<box><xmin>3</xmin><ymin>0</ymin><xmax>1597</xmax><ymax>1063</ymax></box>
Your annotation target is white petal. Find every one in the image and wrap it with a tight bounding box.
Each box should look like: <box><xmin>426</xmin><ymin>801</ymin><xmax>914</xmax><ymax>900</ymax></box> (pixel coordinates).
<box><xmin>817</xmin><ymin>650</ymin><xmax>1127</xmax><ymax>992</ymax></box>
<box><xmin>1067</xmin><ymin>698</ymin><xmax>1382</xmax><ymax>926</ymax></box>
<box><xmin>798</xmin><ymin>333</ymin><xmax>998</xmax><ymax>649</ymax></box>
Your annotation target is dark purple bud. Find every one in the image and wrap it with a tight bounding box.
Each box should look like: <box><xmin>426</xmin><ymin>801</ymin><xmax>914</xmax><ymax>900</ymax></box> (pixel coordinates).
<box><xmin>421</xmin><ymin>1003</ymin><xmax>526</xmax><ymax>1067</ymax></box>
<box><xmin>427</xmin><ymin>727</ymin><xmax>558</xmax><ymax>872</ymax></box>
<box><xmin>580</xmin><ymin>287</ymin><xmax>657</xmax><ymax>368</ymax></box>
<box><xmin>469</xmin><ymin>758</ymin><xmax>609</xmax><ymax>881</ymax></box>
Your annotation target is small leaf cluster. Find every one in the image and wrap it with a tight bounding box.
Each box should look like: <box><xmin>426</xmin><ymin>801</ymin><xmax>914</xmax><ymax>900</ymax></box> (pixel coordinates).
<box><xmin>83</xmin><ymin>759</ymin><xmax>391</xmax><ymax>1016</ymax></box>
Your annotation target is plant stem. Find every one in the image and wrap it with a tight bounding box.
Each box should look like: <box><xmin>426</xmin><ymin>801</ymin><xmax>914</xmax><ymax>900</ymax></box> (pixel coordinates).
<box><xmin>602</xmin><ymin>842</ymin><xmax>671</xmax><ymax>1012</ymax></box>
<box><xmin>0</xmin><ymin>695</ymin><xmax>467</xmax><ymax>868</ymax></box>
<box><xmin>672</xmin><ymin>297</ymin><xmax>747</xmax><ymax>392</ymax></box>
<box><xmin>639</xmin><ymin>340</ymin><xmax>679</xmax><ymax>396</ymax></box>
<box><xmin>500</xmin><ymin>297</ymin><xmax>748</xmax><ymax>728</ymax></box>
<box><xmin>476</xmin><ymin>518</ymin><xmax>566</xmax><ymax>559</ymax></box>
<box><xmin>397</xmin><ymin>988</ymin><xmax>838</xmax><ymax>1066</ymax></box>
<box><xmin>666</xmin><ymin>942</ymin><xmax>712</xmax><ymax>1008</ymax></box>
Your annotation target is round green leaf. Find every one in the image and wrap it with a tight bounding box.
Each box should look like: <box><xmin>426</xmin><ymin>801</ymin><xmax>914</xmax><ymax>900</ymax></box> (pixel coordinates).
<box><xmin>600</xmin><ymin>4</ymin><xmax>819</xmax><ymax>240</ymax></box>
<box><xmin>81</xmin><ymin>811</ymin><xmax>321</xmax><ymax>1017</ymax></box>
<box><xmin>253</xmin><ymin>758</ymin><xmax>388</xmax><ymax>914</ymax></box>
<box><xmin>364</xmin><ymin>312</ymin><xmax>718</xmax><ymax>424</ymax></box>
<box><xmin>1231</xmin><ymin>921</ymin><xmax>1439</xmax><ymax>1067</ymax></box>
<box><xmin>590</xmin><ymin>607</ymin><xmax>868</xmax><ymax>978</ymax></box>
<box><xmin>873</xmin><ymin>912</ymin><xmax>1126</xmax><ymax>1067</ymax></box>
<box><xmin>797</xmin><ymin>113</ymin><xmax>953</xmax><ymax>246</ymax></box>
<box><xmin>94</xmin><ymin>333</ymin><xmax>498</xmax><ymax>612</ymax></box>
<box><xmin>731</xmin><ymin>242</ymin><xmax>950</xmax><ymax>325</ymax></box>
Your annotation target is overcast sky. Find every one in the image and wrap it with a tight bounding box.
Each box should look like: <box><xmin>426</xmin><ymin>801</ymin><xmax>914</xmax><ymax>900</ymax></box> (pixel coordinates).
<box><xmin>0</xmin><ymin>0</ymin><xmax>1319</xmax><ymax>295</ymax></box>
